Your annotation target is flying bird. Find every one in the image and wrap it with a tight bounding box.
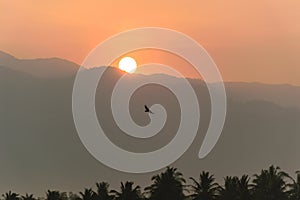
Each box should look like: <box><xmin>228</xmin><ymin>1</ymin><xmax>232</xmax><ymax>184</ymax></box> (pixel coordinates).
<box><xmin>144</xmin><ymin>105</ymin><xmax>154</xmax><ymax>114</ymax></box>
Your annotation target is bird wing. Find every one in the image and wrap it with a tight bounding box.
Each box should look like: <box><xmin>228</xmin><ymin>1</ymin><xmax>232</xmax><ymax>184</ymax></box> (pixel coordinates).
<box><xmin>144</xmin><ymin>105</ymin><xmax>149</xmax><ymax>112</ymax></box>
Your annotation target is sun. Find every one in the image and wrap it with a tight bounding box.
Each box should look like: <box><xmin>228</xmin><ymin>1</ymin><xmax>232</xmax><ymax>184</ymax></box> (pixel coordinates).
<box><xmin>118</xmin><ymin>57</ymin><xmax>137</xmax><ymax>74</ymax></box>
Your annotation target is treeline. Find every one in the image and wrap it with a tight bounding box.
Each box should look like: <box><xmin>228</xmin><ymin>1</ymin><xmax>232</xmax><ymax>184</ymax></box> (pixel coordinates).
<box><xmin>2</xmin><ymin>165</ymin><xmax>300</xmax><ymax>200</ymax></box>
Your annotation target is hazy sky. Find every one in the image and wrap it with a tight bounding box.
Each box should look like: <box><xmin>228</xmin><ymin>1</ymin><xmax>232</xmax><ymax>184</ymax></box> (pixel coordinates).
<box><xmin>1</xmin><ymin>1</ymin><xmax>300</xmax><ymax>85</ymax></box>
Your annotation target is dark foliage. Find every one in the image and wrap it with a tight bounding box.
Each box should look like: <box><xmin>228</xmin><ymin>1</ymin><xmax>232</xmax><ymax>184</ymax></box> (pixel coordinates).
<box><xmin>2</xmin><ymin>166</ymin><xmax>300</xmax><ymax>200</ymax></box>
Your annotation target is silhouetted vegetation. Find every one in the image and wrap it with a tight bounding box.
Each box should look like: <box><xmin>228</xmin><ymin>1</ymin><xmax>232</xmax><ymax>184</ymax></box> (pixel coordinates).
<box><xmin>111</xmin><ymin>182</ymin><xmax>142</xmax><ymax>200</ymax></box>
<box><xmin>2</xmin><ymin>166</ymin><xmax>300</xmax><ymax>200</ymax></box>
<box><xmin>145</xmin><ymin>167</ymin><xmax>186</xmax><ymax>200</ymax></box>
<box><xmin>189</xmin><ymin>171</ymin><xmax>218</xmax><ymax>200</ymax></box>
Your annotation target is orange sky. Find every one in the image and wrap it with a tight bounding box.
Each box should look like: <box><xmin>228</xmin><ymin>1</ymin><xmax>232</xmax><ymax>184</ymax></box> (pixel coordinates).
<box><xmin>1</xmin><ymin>1</ymin><xmax>300</xmax><ymax>85</ymax></box>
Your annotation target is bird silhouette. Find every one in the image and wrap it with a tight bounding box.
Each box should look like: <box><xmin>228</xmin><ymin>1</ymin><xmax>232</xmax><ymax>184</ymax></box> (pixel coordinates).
<box><xmin>144</xmin><ymin>105</ymin><xmax>154</xmax><ymax>114</ymax></box>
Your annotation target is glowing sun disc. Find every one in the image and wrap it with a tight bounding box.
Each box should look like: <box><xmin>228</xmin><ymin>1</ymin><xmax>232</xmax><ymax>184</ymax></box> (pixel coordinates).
<box><xmin>118</xmin><ymin>57</ymin><xmax>137</xmax><ymax>73</ymax></box>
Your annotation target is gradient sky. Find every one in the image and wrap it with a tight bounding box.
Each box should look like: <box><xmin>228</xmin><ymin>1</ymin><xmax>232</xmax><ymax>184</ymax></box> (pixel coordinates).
<box><xmin>1</xmin><ymin>0</ymin><xmax>300</xmax><ymax>85</ymax></box>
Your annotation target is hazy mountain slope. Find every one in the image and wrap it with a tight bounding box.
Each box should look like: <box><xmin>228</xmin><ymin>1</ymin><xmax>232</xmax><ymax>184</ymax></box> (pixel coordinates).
<box><xmin>1</xmin><ymin>50</ymin><xmax>300</xmax><ymax>109</ymax></box>
<box><xmin>1</xmin><ymin>65</ymin><xmax>300</xmax><ymax>195</ymax></box>
<box><xmin>226</xmin><ymin>82</ymin><xmax>300</xmax><ymax>110</ymax></box>
<box><xmin>0</xmin><ymin>51</ymin><xmax>79</xmax><ymax>78</ymax></box>
<box><xmin>1</xmin><ymin>52</ymin><xmax>300</xmax><ymax>194</ymax></box>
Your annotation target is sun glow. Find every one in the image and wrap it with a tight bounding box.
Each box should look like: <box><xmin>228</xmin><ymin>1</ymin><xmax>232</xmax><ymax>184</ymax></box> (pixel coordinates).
<box><xmin>118</xmin><ymin>57</ymin><xmax>137</xmax><ymax>73</ymax></box>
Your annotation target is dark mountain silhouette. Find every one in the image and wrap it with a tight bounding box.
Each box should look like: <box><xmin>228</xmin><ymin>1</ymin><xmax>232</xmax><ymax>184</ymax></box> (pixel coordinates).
<box><xmin>0</xmin><ymin>51</ymin><xmax>79</xmax><ymax>78</ymax></box>
<box><xmin>1</xmin><ymin>51</ymin><xmax>300</xmax><ymax>196</ymax></box>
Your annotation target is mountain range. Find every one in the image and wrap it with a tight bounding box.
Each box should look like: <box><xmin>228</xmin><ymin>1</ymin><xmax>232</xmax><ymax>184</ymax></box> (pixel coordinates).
<box><xmin>1</xmin><ymin>51</ymin><xmax>300</xmax><ymax>196</ymax></box>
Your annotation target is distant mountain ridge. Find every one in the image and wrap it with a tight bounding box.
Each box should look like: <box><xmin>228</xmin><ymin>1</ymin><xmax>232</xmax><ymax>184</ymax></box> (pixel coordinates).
<box><xmin>1</xmin><ymin>50</ymin><xmax>300</xmax><ymax>195</ymax></box>
<box><xmin>1</xmin><ymin>50</ymin><xmax>299</xmax><ymax>110</ymax></box>
<box><xmin>0</xmin><ymin>50</ymin><xmax>79</xmax><ymax>78</ymax></box>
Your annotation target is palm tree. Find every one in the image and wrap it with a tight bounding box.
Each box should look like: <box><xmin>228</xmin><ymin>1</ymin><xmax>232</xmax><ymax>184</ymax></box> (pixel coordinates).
<box><xmin>79</xmin><ymin>188</ymin><xmax>96</xmax><ymax>200</ymax></box>
<box><xmin>110</xmin><ymin>181</ymin><xmax>142</xmax><ymax>200</ymax></box>
<box><xmin>237</xmin><ymin>175</ymin><xmax>252</xmax><ymax>200</ymax></box>
<box><xmin>252</xmin><ymin>165</ymin><xmax>289</xmax><ymax>200</ymax></box>
<box><xmin>21</xmin><ymin>194</ymin><xmax>35</xmax><ymax>200</ymax></box>
<box><xmin>46</xmin><ymin>190</ymin><xmax>67</xmax><ymax>200</ymax></box>
<box><xmin>218</xmin><ymin>176</ymin><xmax>240</xmax><ymax>200</ymax></box>
<box><xmin>46</xmin><ymin>190</ymin><xmax>61</xmax><ymax>200</ymax></box>
<box><xmin>287</xmin><ymin>171</ymin><xmax>300</xmax><ymax>200</ymax></box>
<box><xmin>95</xmin><ymin>182</ymin><xmax>113</xmax><ymax>200</ymax></box>
<box><xmin>189</xmin><ymin>171</ymin><xmax>218</xmax><ymax>200</ymax></box>
<box><xmin>145</xmin><ymin>167</ymin><xmax>186</xmax><ymax>200</ymax></box>
<box><xmin>3</xmin><ymin>191</ymin><xmax>20</xmax><ymax>200</ymax></box>
<box><xmin>218</xmin><ymin>175</ymin><xmax>251</xmax><ymax>200</ymax></box>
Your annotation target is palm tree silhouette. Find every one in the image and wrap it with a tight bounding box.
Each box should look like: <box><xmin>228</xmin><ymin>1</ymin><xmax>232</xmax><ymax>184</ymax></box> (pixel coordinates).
<box><xmin>189</xmin><ymin>171</ymin><xmax>218</xmax><ymax>200</ymax></box>
<box><xmin>145</xmin><ymin>167</ymin><xmax>186</xmax><ymax>200</ymax></box>
<box><xmin>218</xmin><ymin>175</ymin><xmax>252</xmax><ymax>200</ymax></box>
<box><xmin>79</xmin><ymin>188</ymin><xmax>96</xmax><ymax>200</ymax></box>
<box><xmin>287</xmin><ymin>171</ymin><xmax>300</xmax><ymax>200</ymax></box>
<box><xmin>237</xmin><ymin>175</ymin><xmax>252</xmax><ymax>200</ymax></box>
<box><xmin>252</xmin><ymin>165</ymin><xmax>289</xmax><ymax>200</ymax></box>
<box><xmin>1</xmin><ymin>165</ymin><xmax>300</xmax><ymax>200</ymax></box>
<box><xmin>21</xmin><ymin>194</ymin><xmax>35</xmax><ymax>200</ymax></box>
<box><xmin>3</xmin><ymin>191</ymin><xmax>20</xmax><ymax>200</ymax></box>
<box><xmin>95</xmin><ymin>182</ymin><xmax>114</xmax><ymax>200</ymax></box>
<box><xmin>46</xmin><ymin>190</ymin><xmax>66</xmax><ymax>200</ymax></box>
<box><xmin>110</xmin><ymin>181</ymin><xmax>142</xmax><ymax>200</ymax></box>
<box><xmin>218</xmin><ymin>176</ymin><xmax>240</xmax><ymax>200</ymax></box>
